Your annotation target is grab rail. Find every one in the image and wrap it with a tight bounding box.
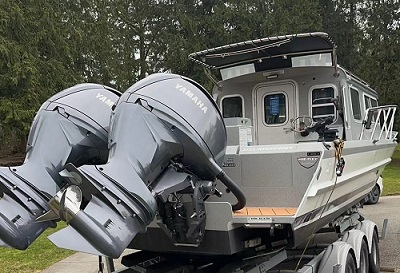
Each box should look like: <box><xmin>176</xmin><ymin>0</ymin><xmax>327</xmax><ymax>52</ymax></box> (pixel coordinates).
<box><xmin>359</xmin><ymin>105</ymin><xmax>397</xmax><ymax>141</ymax></box>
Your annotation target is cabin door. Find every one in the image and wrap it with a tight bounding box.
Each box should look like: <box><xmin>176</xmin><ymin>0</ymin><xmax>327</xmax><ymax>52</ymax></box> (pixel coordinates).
<box><xmin>254</xmin><ymin>82</ymin><xmax>296</xmax><ymax>144</ymax></box>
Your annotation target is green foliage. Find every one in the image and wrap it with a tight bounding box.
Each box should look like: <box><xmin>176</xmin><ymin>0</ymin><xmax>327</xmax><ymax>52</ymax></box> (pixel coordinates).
<box><xmin>268</xmin><ymin>0</ymin><xmax>322</xmax><ymax>35</ymax></box>
<box><xmin>0</xmin><ymin>0</ymin><xmax>399</xmax><ymax>153</ymax></box>
<box><xmin>0</xmin><ymin>0</ymin><xmax>83</xmax><ymax>152</ymax></box>
<box><xmin>356</xmin><ymin>0</ymin><xmax>400</xmax><ymax>130</ymax></box>
<box><xmin>319</xmin><ymin>0</ymin><xmax>364</xmax><ymax>70</ymax></box>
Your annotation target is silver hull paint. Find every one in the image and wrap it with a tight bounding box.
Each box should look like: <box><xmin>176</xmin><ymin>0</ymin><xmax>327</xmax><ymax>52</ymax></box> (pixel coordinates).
<box><xmin>129</xmin><ymin>140</ymin><xmax>396</xmax><ymax>255</ymax></box>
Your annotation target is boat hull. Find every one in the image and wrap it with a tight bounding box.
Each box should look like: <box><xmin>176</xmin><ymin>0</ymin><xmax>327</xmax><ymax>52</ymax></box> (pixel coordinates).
<box><xmin>128</xmin><ymin>140</ymin><xmax>396</xmax><ymax>256</ymax></box>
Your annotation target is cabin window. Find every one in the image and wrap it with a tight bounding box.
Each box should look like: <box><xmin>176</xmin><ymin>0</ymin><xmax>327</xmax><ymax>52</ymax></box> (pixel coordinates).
<box><xmin>220</xmin><ymin>64</ymin><xmax>255</xmax><ymax>81</ymax></box>
<box><xmin>364</xmin><ymin>96</ymin><xmax>369</xmax><ymax>110</ymax></box>
<box><xmin>221</xmin><ymin>96</ymin><xmax>244</xmax><ymax>118</ymax></box>
<box><xmin>364</xmin><ymin>95</ymin><xmax>378</xmax><ymax>122</ymax></box>
<box><xmin>264</xmin><ymin>93</ymin><xmax>287</xmax><ymax>124</ymax></box>
<box><xmin>364</xmin><ymin>95</ymin><xmax>378</xmax><ymax>110</ymax></box>
<box><xmin>350</xmin><ymin>88</ymin><xmax>362</xmax><ymax>120</ymax></box>
<box><xmin>292</xmin><ymin>53</ymin><xmax>333</xmax><ymax>67</ymax></box>
<box><xmin>310</xmin><ymin>87</ymin><xmax>336</xmax><ymax>121</ymax></box>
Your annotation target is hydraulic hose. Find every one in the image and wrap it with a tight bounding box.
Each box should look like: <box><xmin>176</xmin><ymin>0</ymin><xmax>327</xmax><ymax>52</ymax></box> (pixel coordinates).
<box><xmin>216</xmin><ymin>171</ymin><xmax>246</xmax><ymax>211</ymax></box>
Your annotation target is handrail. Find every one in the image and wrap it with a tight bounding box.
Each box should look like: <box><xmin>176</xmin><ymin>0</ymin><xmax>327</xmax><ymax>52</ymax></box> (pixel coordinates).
<box><xmin>359</xmin><ymin>105</ymin><xmax>397</xmax><ymax>141</ymax></box>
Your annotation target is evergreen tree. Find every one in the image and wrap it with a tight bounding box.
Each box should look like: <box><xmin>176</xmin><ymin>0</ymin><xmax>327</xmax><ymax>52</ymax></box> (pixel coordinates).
<box><xmin>0</xmin><ymin>0</ymin><xmax>399</xmax><ymax>154</ymax></box>
<box><xmin>318</xmin><ymin>0</ymin><xmax>364</xmax><ymax>70</ymax></box>
<box><xmin>358</xmin><ymin>0</ymin><xmax>400</xmax><ymax>130</ymax></box>
<box><xmin>0</xmin><ymin>0</ymin><xmax>79</xmax><ymax>153</ymax></box>
<box><xmin>268</xmin><ymin>0</ymin><xmax>322</xmax><ymax>35</ymax></box>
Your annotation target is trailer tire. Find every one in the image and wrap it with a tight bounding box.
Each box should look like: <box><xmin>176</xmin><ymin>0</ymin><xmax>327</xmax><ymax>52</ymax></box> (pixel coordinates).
<box><xmin>369</xmin><ymin>230</ymin><xmax>380</xmax><ymax>273</ymax></box>
<box><xmin>346</xmin><ymin>253</ymin><xmax>357</xmax><ymax>273</ymax></box>
<box><xmin>359</xmin><ymin>239</ymin><xmax>369</xmax><ymax>273</ymax></box>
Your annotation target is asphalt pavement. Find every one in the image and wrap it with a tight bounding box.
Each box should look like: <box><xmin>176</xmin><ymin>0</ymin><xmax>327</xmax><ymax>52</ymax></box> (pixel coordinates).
<box><xmin>40</xmin><ymin>250</ymin><xmax>133</xmax><ymax>273</ymax></box>
<box><xmin>41</xmin><ymin>196</ymin><xmax>400</xmax><ymax>273</ymax></box>
<box><xmin>360</xmin><ymin>195</ymin><xmax>400</xmax><ymax>272</ymax></box>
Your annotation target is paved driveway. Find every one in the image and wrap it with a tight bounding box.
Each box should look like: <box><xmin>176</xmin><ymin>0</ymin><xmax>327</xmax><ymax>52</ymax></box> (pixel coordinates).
<box><xmin>360</xmin><ymin>196</ymin><xmax>400</xmax><ymax>272</ymax></box>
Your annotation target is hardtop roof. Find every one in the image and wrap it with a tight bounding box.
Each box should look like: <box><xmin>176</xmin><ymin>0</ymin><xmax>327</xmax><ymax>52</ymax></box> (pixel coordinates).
<box><xmin>189</xmin><ymin>32</ymin><xmax>336</xmax><ymax>69</ymax></box>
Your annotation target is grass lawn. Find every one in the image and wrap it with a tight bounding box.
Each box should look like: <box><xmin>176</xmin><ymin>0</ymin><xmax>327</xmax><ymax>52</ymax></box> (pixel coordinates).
<box><xmin>0</xmin><ymin>222</ymin><xmax>74</xmax><ymax>273</ymax></box>
<box><xmin>381</xmin><ymin>144</ymin><xmax>400</xmax><ymax>196</ymax></box>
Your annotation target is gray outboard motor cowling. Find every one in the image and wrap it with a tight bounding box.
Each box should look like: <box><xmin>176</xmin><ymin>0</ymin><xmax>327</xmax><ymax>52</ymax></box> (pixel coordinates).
<box><xmin>0</xmin><ymin>84</ymin><xmax>120</xmax><ymax>250</ymax></box>
<box><xmin>125</xmin><ymin>73</ymin><xmax>227</xmax><ymax>172</ymax></box>
<box><xmin>48</xmin><ymin>74</ymin><xmax>244</xmax><ymax>258</ymax></box>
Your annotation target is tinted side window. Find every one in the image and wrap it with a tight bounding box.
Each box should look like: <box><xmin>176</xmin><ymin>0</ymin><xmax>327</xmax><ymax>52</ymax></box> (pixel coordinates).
<box><xmin>364</xmin><ymin>95</ymin><xmax>379</xmax><ymax>122</ymax></box>
<box><xmin>371</xmin><ymin>98</ymin><xmax>378</xmax><ymax>107</ymax></box>
<box><xmin>264</xmin><ymin>93</ymin><xmax>286</xmax><ymax>124</ymax></box>
<box><xmin>222</xmin><ymin>96</ymin><xmax>243</xmax><ymax>118</ymax></box>
<box><xmin>351</xmin><ymin>88</ymin><xmax>361</xmax><ymax>120</ymax></box>
<box><xmin>364</xmin><ymin>96</ymin><xmax>370</xmax><ymax>109</ymax></box>
<box><xmin>364</xmin><ymin>95</ymin><xmax>378</xmax><ymax>109</ymax></box>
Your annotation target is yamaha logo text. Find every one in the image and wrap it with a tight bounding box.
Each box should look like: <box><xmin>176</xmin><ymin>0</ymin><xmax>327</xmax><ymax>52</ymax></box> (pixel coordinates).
<box><xmin>176</xmin><ymin>84</ymin><xmax>208</xmax><ymax>114</ymax></box>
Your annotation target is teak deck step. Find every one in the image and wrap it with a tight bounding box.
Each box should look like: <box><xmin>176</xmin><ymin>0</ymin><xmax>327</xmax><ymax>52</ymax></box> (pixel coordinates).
<box><xmin>233</xmin><ymin>207</ymin><xmax>297</xmax><ymax>217</ymax></box>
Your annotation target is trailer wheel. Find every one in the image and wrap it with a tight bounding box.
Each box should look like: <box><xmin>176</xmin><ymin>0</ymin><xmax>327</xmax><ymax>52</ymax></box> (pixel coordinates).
<box><xmin>359</xmin><ymin>239</ymin><xmax>369</xmax><ymax>273</ymax></box>
<box><xmin>345</xmin><ymin>253</ymin><xmax>357</xmax><ymax>273</ymax></box>
<box><xmin>369</xmin><ymin>230</ymin><xmax>380</xmax><ymax>273</ymax></box>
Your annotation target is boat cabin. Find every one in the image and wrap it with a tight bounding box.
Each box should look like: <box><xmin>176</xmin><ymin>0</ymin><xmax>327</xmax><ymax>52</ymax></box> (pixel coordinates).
<box><xmin>189</xmin><ymin>32</ymin><xmax>392</xmax><ymax>145</ymax></box>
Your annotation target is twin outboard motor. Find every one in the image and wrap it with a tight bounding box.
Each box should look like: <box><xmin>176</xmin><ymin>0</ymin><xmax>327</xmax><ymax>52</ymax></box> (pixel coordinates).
<box><xmin>0</xmin><ymin>84</ymin><xmax>120</xmax><ymax>249</ymax></box>
<box><xmin>47</xmin><ymin>74</ymin><xmax>246</xmax><ymax>258</ymax></box>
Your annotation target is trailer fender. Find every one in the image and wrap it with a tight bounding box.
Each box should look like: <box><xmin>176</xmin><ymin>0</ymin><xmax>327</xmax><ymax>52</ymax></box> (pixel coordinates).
<box><xmin>341</xmin><ymin>230</ymin><xmax>368</xmax><ymax>270</ymax></box>
<box><xmin>356</xmin><ymin>220</ymin><xmax>378</xmax><ymax>253</ymax></box>
<box><xmin>356</xmin><ymin>220</ymin><xmax>380</xmax><ymax>273</ymax></box>
<box><xmin>318</xmin><ymin>241</ymin><xmax>355</xmax><ymax>273</ymax></box>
